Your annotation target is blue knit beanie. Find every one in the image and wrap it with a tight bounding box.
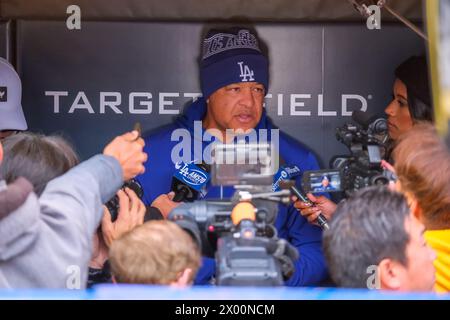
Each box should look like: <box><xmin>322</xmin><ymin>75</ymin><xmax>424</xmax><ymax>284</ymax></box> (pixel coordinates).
<box><xmin>200</xmin><ymin>28</ymin><xmax>269</xmax><ymax>99</ymax></box>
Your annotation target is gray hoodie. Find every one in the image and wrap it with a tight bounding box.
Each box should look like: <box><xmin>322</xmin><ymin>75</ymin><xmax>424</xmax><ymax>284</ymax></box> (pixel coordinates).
<box><xmin>0</xmin><ymin>154</ymin><xmax>123</xmax><ymax>289</ymax></box>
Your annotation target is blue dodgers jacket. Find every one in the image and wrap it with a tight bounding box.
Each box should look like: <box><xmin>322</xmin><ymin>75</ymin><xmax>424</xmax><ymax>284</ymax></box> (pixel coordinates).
<box><xmin>136</xmin><ymin>97</ymin><xmax>328</xmax><ymax>286</ymax></box>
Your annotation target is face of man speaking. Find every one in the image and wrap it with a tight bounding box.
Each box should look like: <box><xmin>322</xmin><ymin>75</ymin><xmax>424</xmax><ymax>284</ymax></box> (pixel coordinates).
<box><xmin>203</xmin><ymin>82</ymin><xmax>265</xmax><ymax>140</ymax></box>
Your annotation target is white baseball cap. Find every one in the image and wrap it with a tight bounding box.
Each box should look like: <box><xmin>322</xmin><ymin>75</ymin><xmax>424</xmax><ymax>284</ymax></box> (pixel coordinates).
<box><xmin>0</xmin><ymin>57</ymin><xmax>27</xmax><ymax>131</ymax></box>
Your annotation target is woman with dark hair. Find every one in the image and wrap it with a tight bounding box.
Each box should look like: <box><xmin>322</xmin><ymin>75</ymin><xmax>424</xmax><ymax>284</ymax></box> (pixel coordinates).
<box><xmin>385</xmin><ymin>55</ymin><xmax>434</xmax><ymax>140</ymax></box>
<box><xmin>296</xmin><ymin>55</ymin><xmax>436</xmax><ymax>227</ymax></box>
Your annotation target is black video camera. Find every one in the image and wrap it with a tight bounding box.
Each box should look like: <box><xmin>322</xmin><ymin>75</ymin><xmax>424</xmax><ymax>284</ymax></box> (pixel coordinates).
<box><xmin>105</xmin><ymin>178</ymin><xmax>144</xmax><ymax>222</ymax></box>
<box><xmin>168</xmin><ymin>143</ymin><xmax>298</xmax><ymax>286</ymax></box>
<box><xmin>328</xmin><ymin>110</ymin><xmax>390</xmax><ymax>195</ymax></box>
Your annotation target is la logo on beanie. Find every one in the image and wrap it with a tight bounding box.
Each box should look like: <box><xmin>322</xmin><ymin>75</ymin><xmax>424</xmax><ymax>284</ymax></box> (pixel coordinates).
<box><xmin>200</xmin><ymin>28</ymin><xmax>269</xmax><ymax>98</ymax></box>
<box><xmin>203</xmin><ymin>29</ymin><xmax>260</xmax><ymax>59</ymax></box>
<box><xmin>237</xmin><ymin>61</ymin><xmax>255</xmax><ymax>82</ymax></box>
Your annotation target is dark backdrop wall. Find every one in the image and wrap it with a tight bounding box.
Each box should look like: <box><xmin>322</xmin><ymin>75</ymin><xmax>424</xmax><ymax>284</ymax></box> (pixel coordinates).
<box><xmin>0</xmin><ymin>21</ymin><xmax>11</xmax><ymax>60</ymax></box>
<box><xmin>0</xmin><ymin>0</ymin><xmax>423</xmax><ymax>22</ymax></box>
<box><xmin>15</xmin><ymin>21</ymin><xmax>424</xmax><ymax>167</ymax></box>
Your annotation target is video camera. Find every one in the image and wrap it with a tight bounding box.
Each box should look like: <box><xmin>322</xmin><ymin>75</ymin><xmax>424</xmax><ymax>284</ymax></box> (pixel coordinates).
<box><xmin>105</xmin><ymin>178</ymin><xmax>144</xmax><ymax>222</ymax></box>
<box><xmin>168</xmin><ymin>143</ymin><xmax>299</xmax><ymax>286</ymax></box>
<box><xmin>304</xmin><ymin>110</ymin><xmax>391</xmax><ymax>196</ymax></box>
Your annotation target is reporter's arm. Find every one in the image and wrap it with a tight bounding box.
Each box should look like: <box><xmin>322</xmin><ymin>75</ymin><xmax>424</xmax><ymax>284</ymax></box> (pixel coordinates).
<box><xmin>39</xmin><ymin>154</ymin><xmax>123</xmax><ymax>236</ymax></box>
<box><xmin>39</xmin><ymin>129</ymin><xmax>147</xmax><ymax>236</ymax></box>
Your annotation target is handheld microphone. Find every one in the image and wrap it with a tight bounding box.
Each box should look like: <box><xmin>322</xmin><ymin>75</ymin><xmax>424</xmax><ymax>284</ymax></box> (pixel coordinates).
<box><xmin>290</xmin><ymin>186</ymin><xmax>330</xmax><ymax>230</ymax></box>
<box><xmin>272</xmin><ymin>165</ymin><xmax>330</xmax><ymax>230</ymax></box>
<box><xmin>171</xmin><ymin>162</ymin><xmax>211</xmax><ymax>202</ymax></box>
<box><xmin>272</xmin><ymin>164</ymin><xmax>301</xmax><ymax>192</ymax></box>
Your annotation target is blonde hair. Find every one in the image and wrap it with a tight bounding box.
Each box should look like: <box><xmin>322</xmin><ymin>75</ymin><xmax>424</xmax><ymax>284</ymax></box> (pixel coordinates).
<box><xmin>109</xmin><ymin>220</ymin><xmax>201</xmax><ymax>285</ymax></box>
<box><xmin>393</xmin><ymin>123</ymin><xmax>450</xmax><ymax>229</ymax></box>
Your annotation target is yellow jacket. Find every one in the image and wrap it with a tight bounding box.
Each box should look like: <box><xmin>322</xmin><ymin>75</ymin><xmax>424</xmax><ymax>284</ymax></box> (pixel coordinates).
<box><xmin>425</xmin><ymin>229</ymin><xmax>450</xmax><ymax>293</ymax></box>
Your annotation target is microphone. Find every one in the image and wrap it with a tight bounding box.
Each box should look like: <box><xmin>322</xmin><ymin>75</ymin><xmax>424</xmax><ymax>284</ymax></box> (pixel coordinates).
<box><xmin>272</xmin><ymin>164</ymin><xmax>302</xmax><ymax>192</ymax></box>
<box><xmin>272</xmin><ymin>165</ymin><xmax>330</xmax><ymax>230</ymax></box>
<box><xmin>352</xmin><ymin>110</ymin><xmax>375</xmax><ymax>128</ymax></box>
<box><xmin>290</xmin><ymin>186</ymin><xmax>330</xmax><ymax>230</ymax></box>
<box><xmin>352</xmin><ymin>110</ymin><xmax>387</xmax><ymax>134</ymax></box>
<box><xmin>171</xmin><ymin>162</ymin><xmax>211</xmax><ymax>202</ymax></box>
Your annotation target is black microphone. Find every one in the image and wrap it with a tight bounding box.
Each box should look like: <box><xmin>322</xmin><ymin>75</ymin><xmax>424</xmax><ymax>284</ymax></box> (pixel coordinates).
<box><xmin>352</xmin><ymin>110</ymin><xmax>374</xmax><ymax>128</ymax></box>
<box><xmin>171</xmin><ymin>162</ymin><xmax>211</xmax><ymax>202</ymax></box>
<box><xmin>352</xmin><ymin>110</ymin><xmax>387</xmax><ymax>134</ymax></box>
<box><xmin>272</xmin><ymin>165</ymin><xmax>330</xmax><ymax>230</ymax></box>
<box><xmin>290</xmin><ymin>185</ymin><xmax>330</xmax><ymax>230</ymax></box>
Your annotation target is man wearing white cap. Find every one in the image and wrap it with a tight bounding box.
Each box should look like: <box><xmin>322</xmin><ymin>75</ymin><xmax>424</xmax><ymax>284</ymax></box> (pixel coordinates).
<box><xmin>0</xmin><ymin>57</ymin><xmax>27</xmax><ymax>139</ymax></box>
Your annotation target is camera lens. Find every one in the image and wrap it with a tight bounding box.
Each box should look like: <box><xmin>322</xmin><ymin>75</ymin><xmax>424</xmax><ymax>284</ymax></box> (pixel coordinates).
<box><xmin>105</xmin><ymin>196</ymin><xmax>119</xmax><ymax>222</ymax></box>
<box><xmin>104</xmin><ymin>179</ymin><xmax>144</xmax><ymax>222</ymax></box>
<box><xmin>371</xmin><ymin>174</ymin><xmax>389</xmax><ymax>186</ymax></box>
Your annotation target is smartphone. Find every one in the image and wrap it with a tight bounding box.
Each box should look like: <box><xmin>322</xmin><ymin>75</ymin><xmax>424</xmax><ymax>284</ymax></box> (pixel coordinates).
<box><xmin>302</xmin><ymin>169</ymin><xmax>343</xmax><ymax>193</ymax></box>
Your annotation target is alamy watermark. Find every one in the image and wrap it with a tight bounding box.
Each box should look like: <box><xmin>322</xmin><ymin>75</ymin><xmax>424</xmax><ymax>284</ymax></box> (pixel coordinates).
<box><xmin>66</xmin><ymin>265</ymin><xmax>81</xmax><ymax>289</ymax></box>
<box><xmin>66</xmin><ymin>5</ymin><xmax>81</xmax><ymax>30</ymax></box>
<box><xmin>366</xmin><ymin>265</ymin><xmax>381</xmax><ymax>289</ymax></box>
<box><xmin>170</xmin><ymin>120</ymin><xmax>280</xmax><ymax>171</ymax></box>
<box><xmin>366</xmin><ymin>5</ymin><xmax>381</xmax><ymax>30</ymax></box>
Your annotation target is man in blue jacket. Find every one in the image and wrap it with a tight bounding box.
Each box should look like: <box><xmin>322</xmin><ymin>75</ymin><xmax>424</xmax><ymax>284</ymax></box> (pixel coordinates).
<box><xmin>137</xmin><ymin>27</ymin><xmax>328</xmax><ymax>286</ymax></box>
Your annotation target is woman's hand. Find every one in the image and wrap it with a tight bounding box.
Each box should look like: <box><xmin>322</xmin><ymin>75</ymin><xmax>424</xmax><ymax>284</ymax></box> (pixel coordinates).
<box><xmin>293</xmin><ymin>193</ymin><xmax>337</xmax><ymax>226</ymax></box>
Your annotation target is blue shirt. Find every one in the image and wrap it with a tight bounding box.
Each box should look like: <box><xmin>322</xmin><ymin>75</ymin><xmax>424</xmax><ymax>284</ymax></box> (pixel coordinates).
<box><xmin>136</xmin><ymin>97</ymin><xmax>328</xmax><ymax>286</ymax></box>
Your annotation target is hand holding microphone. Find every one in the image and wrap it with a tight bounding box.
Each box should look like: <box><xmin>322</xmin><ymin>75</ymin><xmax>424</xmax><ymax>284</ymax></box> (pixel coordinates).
<box><xmin>292</xmin><ymin>191</ymin><xmax>336</xmax><ymax>229</ymax></box>
<box><xmin>290</xmin><ymin>186</ymin><xmax>331</xmax><ymax>230</ymax></box>
<box><xmin>273</xmin><ymin>164</ymin><xmax>332</xmax><ymax>230</ymax></box>
<box><xmin>151</xmin><ymin>191</ymin><xmax>181</xmax><ymax>219</ymax></box>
